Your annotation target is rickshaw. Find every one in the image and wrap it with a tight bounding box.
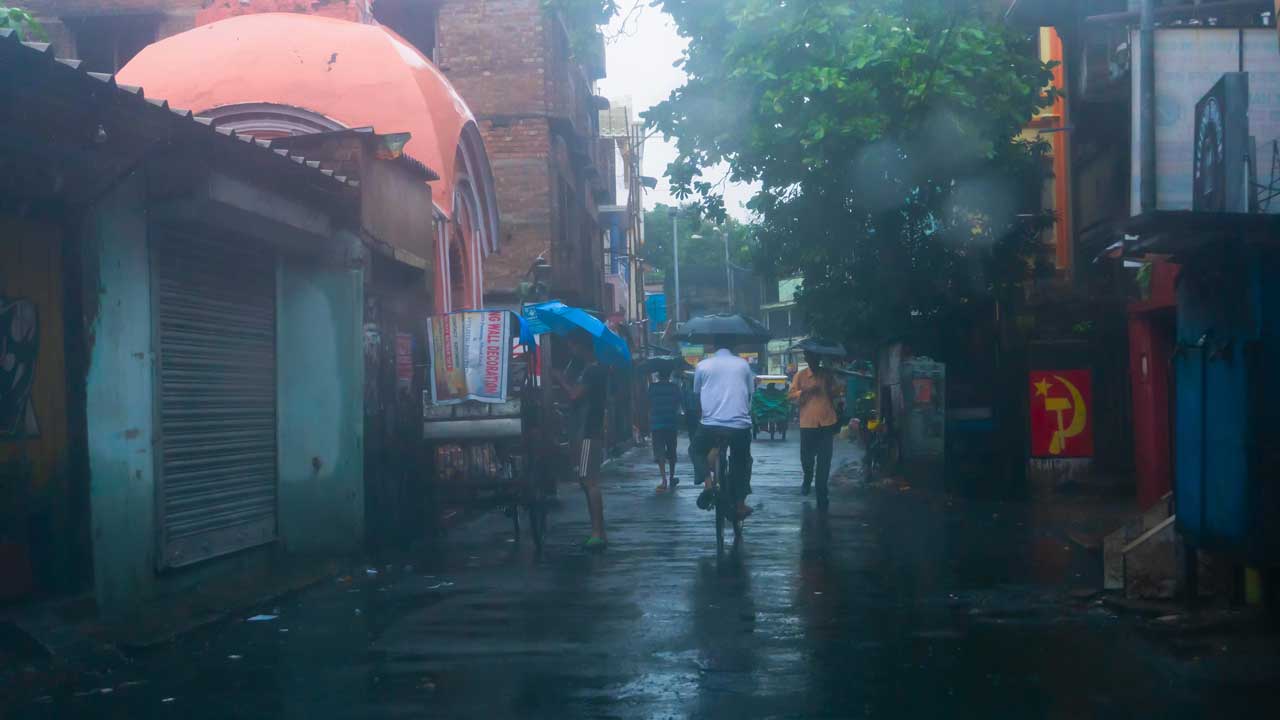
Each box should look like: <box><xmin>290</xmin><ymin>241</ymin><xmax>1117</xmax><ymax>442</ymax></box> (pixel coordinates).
<box><xmin>423</xmin><ymin>311</ymin><xmax>553</xmax><ymax>550</ymax></box>
<box><xmin>752</xmin><ymin>374</ymin><xmax>791</xmax><ymax>440</ymax></box>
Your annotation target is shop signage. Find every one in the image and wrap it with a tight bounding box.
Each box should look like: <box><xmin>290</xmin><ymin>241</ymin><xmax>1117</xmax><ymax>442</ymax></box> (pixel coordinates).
<box><xmin>427</xmin><ymin>311</ymin><xmax>511</xmax><ymax>404</ymax></box>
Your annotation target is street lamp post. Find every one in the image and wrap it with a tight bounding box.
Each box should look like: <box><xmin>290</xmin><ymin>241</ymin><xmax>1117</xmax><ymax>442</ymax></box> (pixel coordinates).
<box><xmin>695</xmin><ymin>229</ymin><xmax>735</xmax><ymax>313</ymax></box>
<box><xmin>721</xmin><ymin>227</ymin><xmax>734</xmax><ymax>312</ymax></box>
<box><xmin>669</xmin><ymin>208</ymin><xmax>681</xmax><ymax>326</ymax></box>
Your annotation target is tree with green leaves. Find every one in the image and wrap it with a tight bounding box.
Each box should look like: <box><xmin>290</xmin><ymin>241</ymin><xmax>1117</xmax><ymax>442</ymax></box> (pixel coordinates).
<box><xmin>640</xmin><ymin>203</ymin><xmax>755</xmax><ymax>278</ymax></box>
<box><xmin>645</xmin><ymin>0</ymin><xmax>1056</xmax><ymax>349</ymax></box>
<box><xmin>545</xmin><ymin>0</ymin><xmax>617</xmax><ymax>57</ymax></box>
<box><xmin>0</xmin><ymin>5</ymin><xmax>46</xmax><ymax>41</ymax></box>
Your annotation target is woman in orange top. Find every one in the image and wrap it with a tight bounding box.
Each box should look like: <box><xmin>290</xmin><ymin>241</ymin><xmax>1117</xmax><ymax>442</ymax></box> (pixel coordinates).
<box><xmin>788</xmin><ymin>351</ymin><xmax>843</xmax><ymax>506</ymax></box>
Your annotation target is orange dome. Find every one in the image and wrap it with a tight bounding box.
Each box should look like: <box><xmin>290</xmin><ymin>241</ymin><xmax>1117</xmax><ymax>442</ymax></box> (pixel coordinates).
<box><xmin>117</xmin><ymin>13</ymin><xmax>477</xmax><ymax>220</ymax></box>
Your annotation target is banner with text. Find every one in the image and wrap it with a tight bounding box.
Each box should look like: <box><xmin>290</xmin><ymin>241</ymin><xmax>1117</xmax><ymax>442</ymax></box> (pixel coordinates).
<box><xmin>426</xmin><ymin>311</ymin><xmax>511</xmax><ymax>405</ymax></box>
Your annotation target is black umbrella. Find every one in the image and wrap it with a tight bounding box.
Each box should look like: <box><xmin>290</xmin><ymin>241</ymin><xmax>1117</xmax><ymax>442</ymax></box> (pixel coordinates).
<box><xmin>791</xmin><ymin>338</ymin><xmax>847</xmax><ymax>356</ymax></box>
<box><xmin>675</xmin><ymin>313</ymin><xmax>771</xmax><ymax>345</ymax></box>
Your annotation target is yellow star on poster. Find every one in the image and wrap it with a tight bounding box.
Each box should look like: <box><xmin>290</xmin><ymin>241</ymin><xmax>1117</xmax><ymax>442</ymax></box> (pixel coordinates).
<box><xmin>1034</xmin><ymin>378</ymin><xmax>1053</xmax><ymax>397</ymax></box>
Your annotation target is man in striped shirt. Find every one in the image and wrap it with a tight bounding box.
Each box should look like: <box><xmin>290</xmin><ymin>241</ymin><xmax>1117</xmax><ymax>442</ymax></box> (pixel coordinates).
<box><xmin>648</xmin><ymin>368</ymin><xmax>683</xmax><ymax>493</ymax></box>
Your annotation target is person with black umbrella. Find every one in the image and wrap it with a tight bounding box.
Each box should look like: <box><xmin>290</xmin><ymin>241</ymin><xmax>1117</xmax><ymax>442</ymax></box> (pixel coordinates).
<box><xmin>789</xmin><ymin>348</ymin><xmax>845</xmax><ymax>507</ymax></box>
<box><xmin>689</xmin><ymin>335</ymin><xmax>756</xmax><ymax>520</ymax></box>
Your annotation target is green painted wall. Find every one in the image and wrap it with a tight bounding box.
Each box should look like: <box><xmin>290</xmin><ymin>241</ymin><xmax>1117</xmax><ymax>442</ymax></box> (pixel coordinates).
<box><xmin>83</xmin><ymin>175</ymin><xmax>365</xmax><ymax>617</ymax></box>
<box><xmin>82</xmin><ymin>173</ymin><xmax>159</xmax><ymax>615</ymax></box>
<box><xmin>277</xmin><ymin>254</ymin><xmax>364</xmax><ymax>555</ymax></box>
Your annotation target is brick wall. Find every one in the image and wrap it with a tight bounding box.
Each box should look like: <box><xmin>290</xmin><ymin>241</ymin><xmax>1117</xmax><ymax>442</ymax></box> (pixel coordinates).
<box><xmin>25</xmin><ymin>1</ymin><xmax>370</xmax><ymax>66</ymax></box>
<box><xmin>478</xmin><ymin>118</ymin><xmax>553</xmax><ymax>296</ymax></box>
<box><xmin>434</xmin><ymin>0</ymin><xmax>551</xmax><ymax>119</ymax></box>
<box><xmin>434</xmin><ymin>0</ymin><xmax>602</xmax><ymax>303</ymax></box>
<box><xmin>24</xmin><ymin>0</ymin><xmax>197</xmax><ymax>14</ymax></box>
<box><xmin>196</xmin><ymin>0</ymin><xmax>370</xmax><ymax>26</ymax></box>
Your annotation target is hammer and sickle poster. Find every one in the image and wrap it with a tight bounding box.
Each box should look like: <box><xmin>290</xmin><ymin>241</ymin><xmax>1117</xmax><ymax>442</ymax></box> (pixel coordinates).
<box><xmin>1029</xmin><ymin>369</ymin><xmax>1094</xmax><ymax>458</ymax></box>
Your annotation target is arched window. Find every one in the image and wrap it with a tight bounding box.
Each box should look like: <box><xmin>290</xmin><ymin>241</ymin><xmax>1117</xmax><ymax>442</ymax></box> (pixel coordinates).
<box><xmin>198</xmin><ymin>102</ymin><xmax>346</xmax><ymax>138</ymax></box>
<box><xmin>456</xmin><ymin>123</ymin><xmax>499</xmax><ymax>255</ymax></box>
<box><xmin>451</xmin><ymin>179</ymin><xmax>483</xmax><ymax>309</ymax></box>
<box><xmin>448</xmin><ymin>239</ymin><xmax>468</xmax><ymax>311</ymax></box>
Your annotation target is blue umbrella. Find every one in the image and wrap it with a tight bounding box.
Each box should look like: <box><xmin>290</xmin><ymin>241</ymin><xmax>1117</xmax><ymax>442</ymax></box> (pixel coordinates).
<box><xmin>530</xmin><ymin>301</ymin><xmax>631</xmax><ymax>367</ymax></box>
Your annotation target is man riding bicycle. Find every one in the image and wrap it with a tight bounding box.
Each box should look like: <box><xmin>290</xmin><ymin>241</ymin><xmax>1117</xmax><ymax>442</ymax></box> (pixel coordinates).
<box><xmin>691</xmin><ymin>335</ymin><xmax>755</xmax><ymax>521</ymax></box>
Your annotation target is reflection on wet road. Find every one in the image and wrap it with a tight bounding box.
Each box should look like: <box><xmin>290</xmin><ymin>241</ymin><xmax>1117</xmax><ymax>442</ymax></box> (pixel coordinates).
<box><xmin>18</xmin><ymin>436</ymin><xmax>1280</xmax><ymax>718</ymax></box>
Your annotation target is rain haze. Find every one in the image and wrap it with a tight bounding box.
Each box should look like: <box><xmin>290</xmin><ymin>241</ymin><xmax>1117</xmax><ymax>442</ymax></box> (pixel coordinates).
<box><xmin>598</xmin><ymin>2</ymin><xmax>757</xmax><ymax>220</ymax></box>
<box><xmin>5</xmin><ymin>2</ymin><xmax>1280</xmax><ymax>718</ymax></box>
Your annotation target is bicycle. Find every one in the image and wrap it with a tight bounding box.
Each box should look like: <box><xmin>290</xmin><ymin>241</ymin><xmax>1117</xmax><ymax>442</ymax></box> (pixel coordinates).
<box><xmin>863</xmin><ymin>419</ymin><xmax>895</xmax><ymax>483</ymax></box>
<box><xmin>704</xmin><ymin>431</ymin><xmax>750</xmax><ymax>554</ymax></box>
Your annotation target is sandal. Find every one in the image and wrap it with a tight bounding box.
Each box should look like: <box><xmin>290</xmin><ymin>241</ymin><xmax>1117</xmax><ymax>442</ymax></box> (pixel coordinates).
<box><xmin>583</xmin><ymin>536</ymin><xmax>608</xmax><ymax>552</ymax></box>
<box><xmin>696</xmin><ymin>487</ymin><xmax>716</xmax><ymax>511</ymax></box>
<box><xmin>655</xmin><ymin>484</ymin><xmax>669</xmax><ymax>493</ymax></box>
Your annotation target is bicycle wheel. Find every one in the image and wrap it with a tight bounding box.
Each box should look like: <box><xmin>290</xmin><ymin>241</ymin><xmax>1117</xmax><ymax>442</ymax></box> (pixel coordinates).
<box><xmin>715</xmin><ymin>495</ymin><xmax>725</xmax><ymax>554</ymax></box>
<box><xmin>715</xmin><ymin>444</ymin><xmax>728</xmax><ymax>554</ymax></box>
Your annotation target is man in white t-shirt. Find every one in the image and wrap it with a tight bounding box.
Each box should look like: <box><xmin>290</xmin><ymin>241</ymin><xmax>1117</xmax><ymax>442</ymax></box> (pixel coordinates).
<box><xmin>691</xmin><ymin>336</ymin><xmax>755</xmax><ymax>519</ymax></box>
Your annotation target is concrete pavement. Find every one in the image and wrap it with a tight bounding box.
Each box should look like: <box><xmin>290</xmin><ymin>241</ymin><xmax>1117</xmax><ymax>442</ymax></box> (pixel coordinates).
<box><xmin>12</xmin><ymin>433</ymin><xmax>1280</xmax><ymax>719</ymax></box>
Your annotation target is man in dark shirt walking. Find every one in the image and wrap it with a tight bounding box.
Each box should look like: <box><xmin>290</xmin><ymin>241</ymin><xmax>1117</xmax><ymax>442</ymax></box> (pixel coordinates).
<box><xmin>553</xmin><ymin>331</ymin><xmax>609</xmax><ymax>551</ymax></box>
<box><xmin>647</xmin><ymin>368</ymin><xmax>682</xmax><ymax>493</ymax></box>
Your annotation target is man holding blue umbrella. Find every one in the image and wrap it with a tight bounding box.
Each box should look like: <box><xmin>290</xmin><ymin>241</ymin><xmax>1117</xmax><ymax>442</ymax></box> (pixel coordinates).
<box><xmin>551</xmin><ymin>331</ymin><xmax>610</xmax><ymax>551</ymax></box>
<box><xmin>532</xmin><ymin>302</ymin><xmax>631</xmax><ymax>551</ymax></box>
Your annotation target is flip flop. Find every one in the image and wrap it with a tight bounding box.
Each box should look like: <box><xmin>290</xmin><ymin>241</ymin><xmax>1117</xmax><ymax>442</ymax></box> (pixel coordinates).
<box><xmin>583</xmin><ymin>536</ymin><xmax>607</xmax><ymax>552</ymax></box>
<box><xmin>655</xmin><ymin>484</ymin><xmax>669</xmax><ymax>493</ymax></box>
<box><xmin>696</xmin><ymin>488</ymin><xmax>716</xmax><ymax>511</ymax></box>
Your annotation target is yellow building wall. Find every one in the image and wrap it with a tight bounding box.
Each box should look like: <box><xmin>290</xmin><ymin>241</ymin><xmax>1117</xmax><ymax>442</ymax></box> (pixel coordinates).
<box><xmin>1</xmin><ymin>216</ymin><xmax>70</xmax><ymax>598</ymax></box>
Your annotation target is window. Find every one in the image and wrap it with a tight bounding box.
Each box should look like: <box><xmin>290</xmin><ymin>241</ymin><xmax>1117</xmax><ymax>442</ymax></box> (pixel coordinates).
<box><xmin>67</xmin><ymin>15</ymin><xmax>159</xmax><ymax>74</ymax></box>
<box><xmin>769</xmin><ymin>309</ymin><xmax>791</xmax><ymax>336</ymax></box>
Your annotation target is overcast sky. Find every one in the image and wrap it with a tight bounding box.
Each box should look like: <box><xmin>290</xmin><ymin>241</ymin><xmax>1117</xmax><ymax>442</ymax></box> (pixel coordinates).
<box><xmin>596</xmin><ymin>3</ymin><xmax>756</xmax><ymax>221</ymax></box>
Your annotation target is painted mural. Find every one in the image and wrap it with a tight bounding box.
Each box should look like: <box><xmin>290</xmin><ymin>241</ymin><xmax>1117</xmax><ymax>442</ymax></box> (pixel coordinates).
<box><xmin>0</xmin><ymin>295</ymin><xmax>40</xmax><ymax>438</ymax></box>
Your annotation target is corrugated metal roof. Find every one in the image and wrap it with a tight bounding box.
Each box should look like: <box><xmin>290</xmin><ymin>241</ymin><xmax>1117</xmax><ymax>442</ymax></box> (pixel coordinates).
<box><xmin>267</xmin><ymin>127</ymin><xmax>441</xmax><ymax>184</ymax></box>
<box><xmin>0</xmin><ymin>27</ymin><xmax>359</xmax><ymax>191</ymax></box>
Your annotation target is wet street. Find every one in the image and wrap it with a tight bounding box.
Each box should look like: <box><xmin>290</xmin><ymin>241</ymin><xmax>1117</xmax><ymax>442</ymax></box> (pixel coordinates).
<box><xmin>13</xmin><ymin>435</ymin><xmax>1280</xmax><ymax>719</ymax></box>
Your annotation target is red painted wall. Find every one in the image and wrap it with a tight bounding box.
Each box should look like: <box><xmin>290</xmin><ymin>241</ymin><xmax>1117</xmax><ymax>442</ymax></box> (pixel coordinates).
<box><xmin>1128</xmin><ymin>262</ymin><xmax>1179</xmax><ymax>508</ymax></box>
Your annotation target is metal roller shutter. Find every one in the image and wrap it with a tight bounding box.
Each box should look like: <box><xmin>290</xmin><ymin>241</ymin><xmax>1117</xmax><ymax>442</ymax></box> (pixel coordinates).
<box><xmin>153</xmin><ymin>232</ymin><xmax>277</xmax><ymax>568</ymax></box>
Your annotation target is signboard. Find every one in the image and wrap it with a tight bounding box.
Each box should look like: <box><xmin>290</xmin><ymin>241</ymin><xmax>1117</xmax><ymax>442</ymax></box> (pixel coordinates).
<box><xmin>1029</xmin><ymin>370</ymin><xmax>1094</xmax><ymax>458</ymax></box>
<box><xmin>426</xmin><ymin>311</ymin><xmax>511</xmax><ymax>404</ymax></box>
<box><xmin>646</xmin><ymin>293</ymin><xmax>667</xmax><ymax>327</ymax></box>
<box><xmin>520</xmin><ymin>301</ymin><xmax>554</xmax><ymax>336</ymax></box>
<box><xmin>1193</xmin><ymin>73</ymin><xmax>1250</xmax><ymax>213</ymax></box>
<box><xmin>395</xmin><ymin>332</ymin><xmax>414</xmax><ymax>392</ymax></box>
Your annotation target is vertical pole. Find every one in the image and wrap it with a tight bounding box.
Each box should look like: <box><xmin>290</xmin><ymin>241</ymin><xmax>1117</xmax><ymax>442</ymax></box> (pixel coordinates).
<box><xmin>723</xmin><ymin>229</ymin><xmax>734</xmax><ymax>312</ymax></box>
<box><xmin>1139</xmin><ymin>0</ymin><xmax>1157</xmax><ymax>212</ymax></box>
<box><xmin>672</xmin><ymin>212</ymin><xmax>682</xmax><ymax>325</ymax></box>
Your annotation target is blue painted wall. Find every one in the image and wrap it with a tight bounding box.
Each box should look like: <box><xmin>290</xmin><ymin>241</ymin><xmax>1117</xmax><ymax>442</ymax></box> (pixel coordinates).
<box><xmin>1175</xmin><ymin>245</ymin><xmax>1280</xmax><ymax>562</ymax></box>
<box><xmin>82</xmin><ymin>173</ymin><xmax>159</xmax><ymax>614</ymax></box>
<box><xmin>276</xmin><ymin>253</ymin><xmax>364</xmax><ymax>555</ymax></box>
